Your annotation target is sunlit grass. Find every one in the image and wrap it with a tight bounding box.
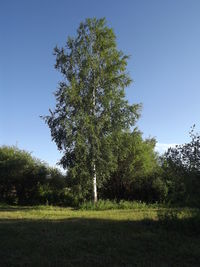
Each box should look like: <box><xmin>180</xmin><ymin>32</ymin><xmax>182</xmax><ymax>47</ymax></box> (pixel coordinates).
<box><xmin>0</xmin><ymin>203</ymin><xmax>197</xmax><ymax>221</ymax></box>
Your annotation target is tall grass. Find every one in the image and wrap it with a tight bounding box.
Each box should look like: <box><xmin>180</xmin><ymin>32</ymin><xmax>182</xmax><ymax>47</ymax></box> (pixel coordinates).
<box><xmin>78</xmin><ymin>199</ymin><xmax>162</xmax><ymax>210</ymax></box>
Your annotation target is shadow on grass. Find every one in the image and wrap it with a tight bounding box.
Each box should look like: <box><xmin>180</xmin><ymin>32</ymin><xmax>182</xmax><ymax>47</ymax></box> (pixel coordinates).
<box><xmin>0</xmin><ymin>215</ymin><xmax>199</xmax><ymax>267</ymax></box>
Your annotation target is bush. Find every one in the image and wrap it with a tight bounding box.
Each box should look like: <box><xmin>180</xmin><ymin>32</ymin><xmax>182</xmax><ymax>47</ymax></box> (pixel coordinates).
<box><xmin>38</xmin><ymin>186</ymin><xmax>78</xmax><ymax>207</ymax></box>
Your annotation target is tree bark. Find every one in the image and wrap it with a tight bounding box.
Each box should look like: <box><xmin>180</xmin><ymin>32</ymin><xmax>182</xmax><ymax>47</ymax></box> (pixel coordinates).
<box><xmin>93</xmin><ymin>78</ymin><xmax>98</xmax><ymax>203</ymax></box>
<box><xmin>93</xmin><ymin>163</ymin><xmax>97</xmax><ymax>203</ymax></box>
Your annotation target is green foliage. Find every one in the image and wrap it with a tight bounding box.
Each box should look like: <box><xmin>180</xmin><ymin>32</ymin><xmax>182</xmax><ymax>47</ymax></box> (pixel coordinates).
<box><xmin>0</xmin><ymin>146</ymin><xmax>66</xmax><ymax>205</ymax></box>
<box><xmin>43</xmin><ymin>17</ymin><xmax>141</xmax><ymax>200</ymax></box>
<box><xmin>37</xmin><ymin>186</ymin><xmax>77</xmax><ymax>206</ymax></box>
<box><xmin>0</xmin><ymin>146</ymin><xmax>45</xmax><ymax>204</ymax></box>
<box><xmin>100</xmin><ymin>130</ymin><xmax>167</xmax><ymax>202</ymax></box>
<box><xmin>163</xmin><ymin>125</ymin><xmax>200</xmax><ymax>207</ymax></box>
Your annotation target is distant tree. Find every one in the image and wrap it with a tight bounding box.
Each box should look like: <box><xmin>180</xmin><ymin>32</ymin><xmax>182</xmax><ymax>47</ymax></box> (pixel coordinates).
<box><xmin>43</xmin><ymin>18</ymin><xmax>140</xmax><ymax>202</ymax></box>
<box><xmin>166</xmin><ymin>125</ymin><xmax>200</xmax><ymax>172</ymax></box>
<box><xmin>163</xmin><ymin>125</ymin><xmax>200</xmax><ymax>206</ymax></box>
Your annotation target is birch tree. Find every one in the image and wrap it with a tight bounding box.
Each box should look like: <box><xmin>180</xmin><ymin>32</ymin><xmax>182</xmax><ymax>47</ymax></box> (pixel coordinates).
<box><xmin>43</xmin><ymin>18</ymin><xmax>140</xmax><ymax>203</ymax></box>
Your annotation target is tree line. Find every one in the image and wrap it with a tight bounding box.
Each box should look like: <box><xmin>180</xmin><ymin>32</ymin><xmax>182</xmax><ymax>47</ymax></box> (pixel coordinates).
<box><xmin>1</xmin><ymin>126</ymin><xmax>200</xmax><ymax>207</ymax></box>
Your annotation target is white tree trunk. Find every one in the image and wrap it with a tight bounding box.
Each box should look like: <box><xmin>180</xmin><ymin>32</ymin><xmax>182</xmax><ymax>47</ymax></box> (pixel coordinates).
<box><xmin>93</xmin><ymin>81</ymin><xmax>98</xmax><ymax>203</ymax></box>
<box><xmin>93</xmin><ymin>163</ymin><xmax>97</xmax><ymax>203</ymax></box>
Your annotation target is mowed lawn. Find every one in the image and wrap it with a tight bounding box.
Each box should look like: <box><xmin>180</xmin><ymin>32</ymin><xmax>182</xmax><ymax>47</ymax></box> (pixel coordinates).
<box><xmin>0</xmin><ymin>205</ymin><xmax>199</xmax><ymax>267</ymax></box>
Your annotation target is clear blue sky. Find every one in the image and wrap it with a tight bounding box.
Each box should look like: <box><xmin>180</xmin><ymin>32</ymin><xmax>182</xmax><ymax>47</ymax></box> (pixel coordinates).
<box><xmin>1</xmin><ymin>0</ymin><xmax>200</xmax><ymax>167</ymax></box>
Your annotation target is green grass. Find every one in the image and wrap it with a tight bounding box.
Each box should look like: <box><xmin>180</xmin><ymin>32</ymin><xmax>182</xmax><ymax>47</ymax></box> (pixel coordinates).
<box><xmin>78</xmin><ymin>199</ymin><xmax>161</xmax><ymax>210</ymax></box>
<box><xmin>0</xmin><ymin>204</ymin><xmax>199</xmax><ymax>267</ymax></box>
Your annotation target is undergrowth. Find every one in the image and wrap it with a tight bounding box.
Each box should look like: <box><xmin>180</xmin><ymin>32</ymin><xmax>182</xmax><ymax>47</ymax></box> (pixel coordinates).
<box><xmin>78</xmin><ymin>199</ymin><xmax>162</xmax><ymax>210</ymax></box>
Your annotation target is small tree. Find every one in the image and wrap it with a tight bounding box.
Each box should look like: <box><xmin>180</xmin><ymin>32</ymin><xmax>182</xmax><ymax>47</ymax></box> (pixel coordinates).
<box><xmin>43</xmin><ymin>18</ymin><xmax>140</xmax><ymax>203</ymax></box>
<box><xmin>100</xmin><ymin>130</ymin><xmax>164</xmax><ymax>202</ymax></box>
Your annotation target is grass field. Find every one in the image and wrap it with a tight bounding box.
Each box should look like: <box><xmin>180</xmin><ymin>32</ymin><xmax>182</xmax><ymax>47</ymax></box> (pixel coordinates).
<box><xmin>0</xmin><ymin>204</ymin><xmax>199</xmax><ymax>267</ymax></box>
